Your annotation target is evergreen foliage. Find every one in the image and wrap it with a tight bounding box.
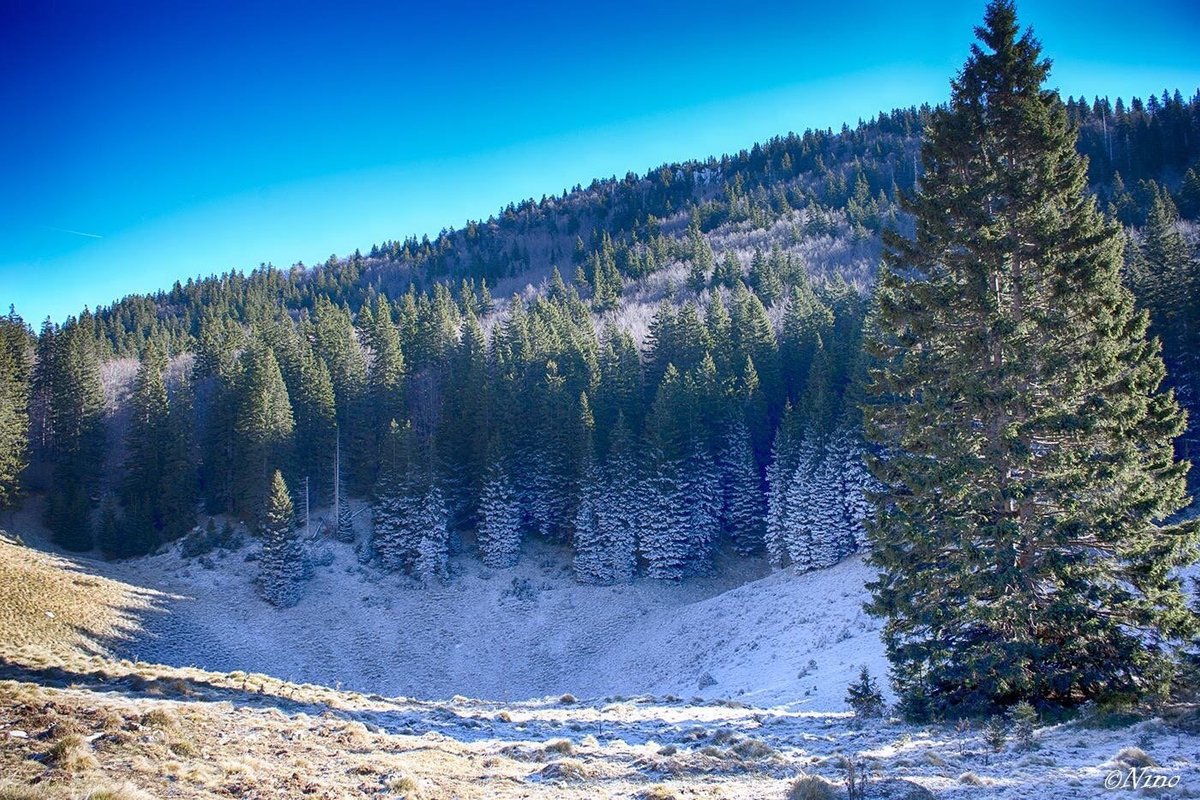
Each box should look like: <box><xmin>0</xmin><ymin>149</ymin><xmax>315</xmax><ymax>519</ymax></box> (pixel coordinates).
<box><xmin>256</xmin><ymin>470</ymin><xmax>304</xmax><ymax>607</ymax></box>
<box><xmin>845</xmin><ymin>666</ymin><xmax>886</xmax><ymax>718</ymax></box>
<box><xmin>0</xmin><ymin>311</ymin><xmax>32</xmax><ymax>509</ymax></box>
<box><xmin>116</xmin><ymin>342</ymin><xmax>195</xmax><ymax>557</ymax></box>
<box><xmin>864</xmin><ymin>0</ymin><xmax>1198</xmax><ymax>715</ymax></box>
<box><xmin>43</xmin><ymin>321</ymin><xmax>106</xmax><ymax>551</ymax></box>
<box><xmin>477</xmin><ymin>456</ymin><xmax>522</xmax><ymax>568</ymax></box>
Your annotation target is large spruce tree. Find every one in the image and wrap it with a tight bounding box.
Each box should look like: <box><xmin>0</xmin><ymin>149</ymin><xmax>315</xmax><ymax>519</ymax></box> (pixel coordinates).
<box><xmin>256</xmin><ymin>470</ymin><xmax>304</xmax><ymax>607</ymax></box>
<box><xmin>865</xmin><ymin>0</ymin><xmax>1197</xmax><ymax>716</ymax></box>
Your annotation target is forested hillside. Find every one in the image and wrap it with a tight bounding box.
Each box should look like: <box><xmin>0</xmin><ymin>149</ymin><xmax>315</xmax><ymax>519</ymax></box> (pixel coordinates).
<box><xmin>1</xmin><ymin>89</ymin><xmax>1197</xmax><ymax>595</ymax></box>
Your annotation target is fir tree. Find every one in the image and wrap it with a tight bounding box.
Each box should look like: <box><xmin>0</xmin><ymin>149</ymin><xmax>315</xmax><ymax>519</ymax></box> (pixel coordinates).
<box><xmin>845</xmin><ymin>666</ymin><xmax>886</xmax><ymax>718</ymax></box>
<box><xmin>719</xmin><ymin>417</ymin><xmax>766</xmax><ymax>555</ymax></box>
<box><xmin>765</xmin><ymin>403</ymin><xmax>803</xmax><ymax>568</ymax></box>
<box><xmin>256</xmin><ymin>470</ymin><xmax>304</xmax><ymax>607</ymax></box>
<box><xmin>412</xmin><ymin>484</ymin><xmax>450</xmax><ymax>581</ymax></box>
<box><xmin>477</xmin><ymin>456</ymin><xmax>522</xmax><ymax>568</ymax></box>
<box><xmin>119</xmin><ymin>342</ymin><xmax>173</xmax><ymax>555</ymax></box>
<box><xmin>687</xmin><ymin>221</ymin><xmax>713</xmax><ymax>292</ymax></box>
<box><xmin>0</xmin><ymin>311</ymin><xmax>32</xmax><ymax>509</ymax></box>
<box><xmin>864</xmin><ymin>0</ymin><xmax>1198</xmax><ymax>715</ymax></box>
<box><xmin>827</xmin><ymin>423</ymin><xmax>876</xmax><ymax>553</ymax></box>
<box><xmin>232</xmin><ymin>340</ymin><xmax>294</xmax><ymax>521</ymax></box>
<box><xmin>438</xmin><ymin>310</ymin><xmax>488</xmax><ymax>531</ymax></box>
<box><xmin>45</xmin><ymin>322</ymin><xmax>106</xmax><ymax>551</ymax></box>
<box><xmin>598</xmin><ymin>413</ymin><xmax>639</xmax><ymax>582</ymax></box>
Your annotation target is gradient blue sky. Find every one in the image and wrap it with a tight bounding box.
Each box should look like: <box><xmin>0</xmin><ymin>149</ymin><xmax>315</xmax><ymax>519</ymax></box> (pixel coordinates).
<box><xmin>2</xmin><ymin>0</ymin><xmax>1198</xmax><ymax>324</ymax></box>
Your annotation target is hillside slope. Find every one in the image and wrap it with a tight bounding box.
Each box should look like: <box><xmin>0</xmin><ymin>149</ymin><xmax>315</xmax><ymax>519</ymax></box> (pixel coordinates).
<box><xmin>93</xmin><ymin>526</ymin><xmax>884</xmax><ymax>710</ymax></box>
<box><xmin>4</xmin><ymin>533</ymin><xmax>1200</xmax><ymax>798</ymax></box>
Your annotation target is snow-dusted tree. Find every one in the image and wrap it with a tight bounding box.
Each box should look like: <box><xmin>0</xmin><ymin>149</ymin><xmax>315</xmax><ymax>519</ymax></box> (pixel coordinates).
<box><xmin>257</xmin><ymin>470</ymin><xmax>304</xmax><ymax>607</ymax></box>
<box><xmin>640</xmin><ymin>468</ymin><xmax>691</xmax><ymax>581</ymax></box>
<box><xmin>477</xmin><ymin>457</ymin><xmax>522</xmax><ymax>568</ymax></box>
<box><xmin>827</xmin><ymin>423</ymin><xmax>876</xmax><ymax>553</ymax></box>
<box><xmin>572</xmin><ymin>467</ymin><xmax>607</xmax><ymax>583</ymax></box>
<box><xmin>371</xmin><ymin>420</ymin><xmax>425</xmax><ymax>574</ymax></box>
<box><xmin>329</xmin><ymin>433</ymin><xmax>356</xmax><ymax>542</ymax></box>
<box><xmin>412</xmin><ymin>484</ymin><xmax>449</xmax><ymax>581</ymax></box>
<box><xmin>765</xmin><ymin>404</ymin><xmax>803</xmax><ymax>568</ymax></box>
<box><xmin>771</xmin><ymin>435</ymin><xmax>852</xmax><ymax>572</ymax></box>
<box><xmin>642</xmin><ymin>365</ymin><xmax>710</xmax><ymax>580</ymax></box>
<box><xmin>794</xmin><ymin>442</ymin><xmax>853</xmax><ymax>570</ymax></box>
<box><xmin>681</xmin><ymin>445</ymin><xmax>722</xmax><ymax>572</ymax></box>
<box><xmin>718</xmin><ymin>417</ymin><xmax>766</xmax><ymax>555</ymax></box>
<box><xmin>595</xmin><ymin>415</ymin><xmax>639</xmax><ymax>583</ymax></box>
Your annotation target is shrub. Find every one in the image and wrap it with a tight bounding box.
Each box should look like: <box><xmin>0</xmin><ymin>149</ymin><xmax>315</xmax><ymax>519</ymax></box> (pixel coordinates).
<box><xmin>539</xmin><ymin>759</ymin><xmax>588</xmax><ymax>781</ymax></box>
<box><xmin>788</xmin><ymin>775</ymin><xmax>837</xmax><ymax>800</ymax></box>
<box><xmin>0</xmin><ymin>785</ymin><xmax>52</xmax><ymax>800</ymax></box>
<box><xmin>43</xmin><ymin>733</ymin><xmax>98</xmax><ymax>772</ymax></box>
<box><xmin>1113</xmin><ymin>746</ymin><xmax>1158</xmax><ymax>769</ymax></box>
<box><xmin>984</xmin><ymin>716</ymin><xmax>1007</xmax><ymax>752</ymax></box>
<box><xmin>730</xmin><ymin>738</ymin><xmax>776</xmax><ymax>759</ymax></box>
<box><xmin>959</xmin><ymin>771</ymin><xmax>986</xmax><ymax>786</ymax></box>
<box><xmin>1007</xmin><ymin>701</ymin><xmax>1038</xmax><ymax>751</ymax></box>
<box><xmin>845</xmin><ymin>666</ymin><xmax>885</xmax><ymax>718</ymax></box>
<box><xmin>639</xmin><ymin>787</ymin><xmax>677</xmax><ymax>800</ymax></box>
<box><xmin>385</xmin><ymin>774</ymin><xmax>420</xmax><ymax>797</ymax></box>
<box><xmin>543</xmin><ymin>739</ymin><xmax>573</xmax><ymax>756</ymax></box>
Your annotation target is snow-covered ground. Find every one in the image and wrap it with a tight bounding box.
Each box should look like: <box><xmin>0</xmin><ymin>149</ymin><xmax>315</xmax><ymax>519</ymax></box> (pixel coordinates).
<box><xmin>99</xmin><ymin>526</ymin><xmax>887</xmax><ymax>711</ymax></box>
<box><xmin>7</xmin><ymin>512</ymin><xmax>1200</xmax><ymax>798</ymax></box>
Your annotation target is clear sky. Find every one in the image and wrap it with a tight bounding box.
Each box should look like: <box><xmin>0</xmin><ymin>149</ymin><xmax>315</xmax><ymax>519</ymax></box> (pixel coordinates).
<box><xmin>2</xmin><ymin>0</ymin><xmax>1198</xmax><ymax>324</ymax></box>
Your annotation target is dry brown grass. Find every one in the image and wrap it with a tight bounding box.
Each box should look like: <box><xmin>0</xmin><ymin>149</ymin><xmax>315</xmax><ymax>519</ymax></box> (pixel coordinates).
<box><xmin>0</xmin><ymin>539</ymin><xmax>161</xmax><ymax>658</ymax></box>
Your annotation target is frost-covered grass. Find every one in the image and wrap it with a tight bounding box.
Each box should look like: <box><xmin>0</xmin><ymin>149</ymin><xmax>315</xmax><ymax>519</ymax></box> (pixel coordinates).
<box><xmin>3</xmin><ymin>528</ymin><xmax>1200</xmax><ymax>797</ymax></box>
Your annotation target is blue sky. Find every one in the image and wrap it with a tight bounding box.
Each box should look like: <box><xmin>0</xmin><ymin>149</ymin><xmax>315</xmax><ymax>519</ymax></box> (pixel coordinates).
<box><xmin>2</xmin><ymin>0</ymin><xmax>1198</xmax><ymax>324</ymax></box>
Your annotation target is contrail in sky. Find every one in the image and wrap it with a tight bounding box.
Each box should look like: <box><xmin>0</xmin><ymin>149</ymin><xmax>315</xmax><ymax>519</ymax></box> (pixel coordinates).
<box><xmin>43</xmin><ymin>225</ymin><xmax>103</xmax><ymax>239</ymax></box>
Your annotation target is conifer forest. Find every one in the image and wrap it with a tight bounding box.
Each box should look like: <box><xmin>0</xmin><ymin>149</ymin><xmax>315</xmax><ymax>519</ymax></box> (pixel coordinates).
<box><xmin>3</xmin><ymin>6</ymin><xmax>1200</xmax><ymax>786</ymax></box>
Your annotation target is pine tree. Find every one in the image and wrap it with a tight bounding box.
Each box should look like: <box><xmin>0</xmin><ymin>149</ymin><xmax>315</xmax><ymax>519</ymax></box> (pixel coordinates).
<box><xmin>845</xmin><ymin>666</ymin><xmax>886</xmax><ymax>718</ymax></box>
<box><xmin>119</xmin><ymin>342</ymin><xmax>174</xmax><ymax>556</ymax></box>
<box><xmin>231</xmin><ymin>340</ymin><xmax>294</xmax><ymax>521</ymax></box>
<box><xmin>787</xmin><ymin>438</ymin><xmax>853</xmax><ymax>570</ymax></box>
<box><xmin>719</xmin><ymin>417</ymin><xmax>766</xmax><ymax>554</ymax></box>
<box><xmin>0</xmin><ymin>311</ymin><xmax>32</xmax><ymax>509</ymax></box>
<box><xmin>598</xmin><ymin>414</ymin><xmax>639</xmax><ymax>582</ymax></box>
<box><xmin>371</xmin><ymin>419</ymin><xmax>447</xmax><ymax>579</ymax></box>
<box><xmin>45</xmin><ymin>322</ymin><xmax>106</xmax><ymax>551</ymax></box>
<box><xmin>864</xmin><ymin>0</ymin><xmax>1198</xmax><ymax>715</ymax></box>
<box><xmin>642</xmin><ymin>364</ymin><xmax>719</xmax><ymax>578</ymax></box>
<box><xmin>765</xmin><ymin>403</ymin><xmax>803</xmax><ymax>568</ymax></box>
<box><xmin>312</xmin><ymin>298</ymin><xmax>370</xmax><ymax>491</ymax></box>
<box><xmin>371</xmin><ymin>422</ymin><xmax>418</xmax><ymax>572</ymax></box>
<box><xmin>1130</xmin><ymin>194</ymin><xmax>1199</xmax><ymax>458</ymax></box>
<box><xmin>412</xmin><ymin>484</ymin><xmax>450</xmax><ymax>581</ymax></box>
<box><xmin>336</xmin><ymin>475</ymin><xmax>354</xmax><ymax>542</ymax></box>
<box><xmin>713</xmin><ymin>251</ymin><xmax>741</xmax><ymax>288</ymax></box>
<box><xmin>571</xmin><ymin>461</ymin><xmax>607</xmax><ymax>583</ymax></box>
<box><xmin>687</xmin><ymin>221</ymin><xmax>713</xmax><ymax>292</ymax></box>
<box><xmin>438</xmin><ymin>310</ymin><xmax>487</xmax><ymax>531</ymax></box>
<box><xmin>827</xmin><ymin>423</ymin><xmax>876</xmax><ymax>553</ymax></box>
<box><xmin>289</xmin><ymin>336</ymin><xmax>337</xmax><ymax>504</ymax></box>
<box><xmin>363</xmin><ymin>295</ymin><xmax>407</xmax><ymax>485</ymax></box>
<box><xmin>477</xmin><ymin>456</ymin><xmax>522</xmax><ymax>568</ymax></box>
<box><xmin>256</xmin><ymin>470</ymin><xmax>304</xmax><ymax>607</ymax></box>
